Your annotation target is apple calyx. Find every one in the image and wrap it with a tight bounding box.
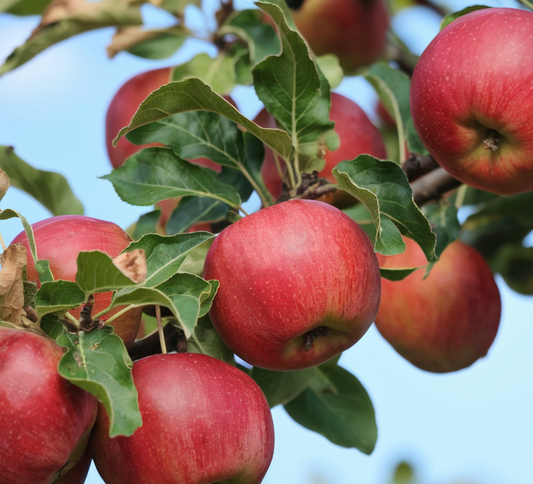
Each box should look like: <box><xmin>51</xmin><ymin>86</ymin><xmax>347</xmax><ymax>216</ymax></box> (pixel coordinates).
<box><xmin>304</xmin><ymin>326</ymin><xmax>329</xmax><ymax>351</ymax></box>
<box><xmin>483</xmin><ymin>129</ymin><xmax>501</xmax><ymax>151</ymax></box>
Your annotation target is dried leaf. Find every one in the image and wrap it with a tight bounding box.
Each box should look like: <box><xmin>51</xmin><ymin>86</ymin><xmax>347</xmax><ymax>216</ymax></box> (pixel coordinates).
<box><xmin>113</xmin><ymin>249</ymin><xmax>147</xmax><ymax>284</ymax></box>
<box><xmin>0</xmin><ymin>168</ymin><xmax>10</xmax><ymax>202</ymax></box>
<box><xmin>0</xmin><ymin>244</ymin><xmax>27</xmax><ymax>324</ymax></box>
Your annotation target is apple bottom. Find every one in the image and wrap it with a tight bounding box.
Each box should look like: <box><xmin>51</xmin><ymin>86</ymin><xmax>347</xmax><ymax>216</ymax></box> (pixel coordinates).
<box><xmin>90</xmin><ymin>353</ymin><xmax>275</xmax><ymax>484</ymax></box>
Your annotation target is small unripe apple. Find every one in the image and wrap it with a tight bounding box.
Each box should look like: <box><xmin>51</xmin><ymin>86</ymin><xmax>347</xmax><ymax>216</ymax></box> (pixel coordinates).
<box><xmin>203</xmin><ymin>199</ymin><xmax>381</xmax><ymax>371</ymax></box>
<box><xmin>256</xmin><ymin>92</ymin><xmax>387</xmax><ymax>205</ymax></box>
<box><xmin>11</xmin><ymin>215</ymin><xmax>143</xmax><ymax>347</ymax></box>
<box><xmin>90</xmin><ymin>352</ymin><xmax>275</xmax><ymax>484</ymax></box>
<box><xmin>290</xmin><ymin>0</ymin><xmax>390</xmax><ymax>72</ymax></box>
<box><xmin>0</xmin><ymin>327</ymin><xmax>98</xmax><ymax>484</ymax></box>
<box><xmin>411</xmin><ymin>7</ymin><xmax>533</xmax><ymax>195</ymax></box>
<box><xmin>375</xmin><ymin>238</ymin><xmax>501</xmax><ymax>373</ymax></box>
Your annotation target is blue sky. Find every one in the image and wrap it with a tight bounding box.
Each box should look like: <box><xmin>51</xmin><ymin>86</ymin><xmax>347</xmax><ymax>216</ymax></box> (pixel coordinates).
<box><xmin>1</xmin><ymin>1</ymin><xmax>532</xmax><ymax>483</ymax></box>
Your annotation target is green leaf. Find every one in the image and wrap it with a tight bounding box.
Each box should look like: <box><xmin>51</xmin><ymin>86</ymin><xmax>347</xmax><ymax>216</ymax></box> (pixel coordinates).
<box><xmin>284</xmin><ymin>361</ymin><xmax>377</xmax><ymax>453</ymax></box>
<box><xmin>187</xmin><ymin>315</ymin><xmax>234</xmax><ymax>365</ymax></box>
<box><xmin>170</xmin><ymin>51</ymin><xmax>246</xmax><ymax>95</ymax></box>
<box><xmin>380</xmin><ymin>266</ymin><xmax>421</xmax><ymax>281</ymax></box>
<box><xmin>422</xmin><ymin>201</ymin><xmax>460</xmax><ymax>260</ymax></box>
<box><xmin>0</xmin><ymin>0</ymin><xmax>51</xmax><ymax>15</ymax></box>
<box><xmin>102</xmin><ymin>147</ymin><xmax>242</xmax><ymax>209</ymax></box>
<box><xmin>220</xmin><ymin>8</ymin><xmax>281</xmax><ymax>69</ymax></box>
<box><xmin>0</xmin><ymin>2</ymin><xmax>143</xmax><ymax>75</ymax></box>
<box><xmin>405</xmin><ymin>118</ymin><xmax>428</xmax><ymax>156</ymax></box>
<box><xmin>113</xmin><ymin>274</ymin><xmax>218</xmax><ymax>337</ymax></box>
<box><xmin>34</xmin><ymin>280</ymin><xmax>86</xmax><ymax>318</ymax></box>
<box><xmin>165</xmin><ymin>196</ymin><xmax>228</xmax><ymax>235</ymax></box>
<box><xmin>75</xmin><ymin>251</ymin><xmax>138</xmax><ymax>294</ymax></box>
<box><xmin>114</xmin><ymin>77</ymin><xmax>292</xmax><ymax>163</ymax></box>
<box><xmin>333</xmin><ymin>156</ymin><xmax>437</xmax><ymax>261</ymax></box>
<box><xmin>250</xmin><ymin>365</ymin><xmax>335</xmax><ymax>408</ymax></box>
<box><xmin>253</xmin><ymin>1</ymin><xmax>338</xmax><ymax>174</ymax></box>
<box><xmin>440</xmin><ymin>5</ymin><xmax>491</xmax><ymax>30</ymax></box>
<box><xmin>131</xmin><ymin>210</ymin><xmax>160</xmax><ymax>240</ymax></box>
<box><xmin>108</xmin><ymin>26</ymin><xmax>187</xmax><ymax>60</ymax></box>
<box><xmin>56</xmin><ymin>327</ymin><xmax>142</xmax><ymax>438</ymax></box>
<box><xmin>125</xmin><ymin>231</ymin><xmax>215</xmax><ymax>287</ymax></box>
<box><xmin>494</xmin><ymin>245</ymin><xmax>533</xmax><ymax>295</ymax></box>
<box><xmin>315</xmin><ymin>54</ymin><xmax>344</xmax><ymax>90</ymax></box>
<box><xmin>364</xmin><ymin>63</ymin><xmax>411</xmax><ymax>164</ymax></box>
<box><xmin>158</xmin><ymin>0</ymin><xmax>200</xmax><ymax>16</ymax></box>
<box><xmin>0</xmin><ymin>208</ymin><xmax>37</xmax><ymax>263</ymax></box>
<box><xmin>0</xmin><ymin>146</ymin><xmax>83</xmax><ymax>216</ymax></box>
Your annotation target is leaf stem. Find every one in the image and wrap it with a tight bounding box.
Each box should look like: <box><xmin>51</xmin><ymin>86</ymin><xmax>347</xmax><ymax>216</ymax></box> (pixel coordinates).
<box><xmin>95</xmin><ymin>304</ymin><xmax>134</xmax><ymax>325</ymax></box>
<box><xmin>0</xmin><ymin>229</ymin><xmax>6</xmax><ymax>251</ymax></box>
<box><xmin>64</xmin><ymin>311</ymin><xmax>80</xmax><ymax>330</ymax></box>
<box><xmin>156</xmin><ymin>305</ymin><xmax>167</xmax><ymax>354</ymax></box>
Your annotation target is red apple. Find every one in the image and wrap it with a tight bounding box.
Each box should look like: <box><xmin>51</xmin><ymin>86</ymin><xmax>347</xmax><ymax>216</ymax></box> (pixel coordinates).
<box><xmin>256</xmin><ymin>92</ymin><xmax>387</xmax><ymax>205</ymax></box>
<box><xmin>410</xmin><ymin>7</ymin><xmax>533</xmax><ymax>195</ymax></box>
<box><xmin>202</xmin><ymin>199</ymin><xmax>381</xmax><ymax>371</ymax></box>
<box><xmin>0</xmin><ymin>327</ymin><xmax>98</xmax><ymax>484</ymax></box>
<box><xmin>90</xmin><ymin>352</ymin><xmax>275</xmax><ymax>484</ymax></box>
<box><xmin>54</xmin><ymin>448</ymin><xmax>92</xmax><ymax>484</ymax></box>
<box><xmin>11</xmin><ymin>215</ymin><xmax>143</xmax><ymax>347</ymax></box>
<box><xmin>290</xmin><ymin>0</ymin><xmax>390</xmax><ymax>72</ymax></box>
<box><xmin>375</xmin><ymin>238</ymin><xmax>501</xmax><ymax>373</ymax></box>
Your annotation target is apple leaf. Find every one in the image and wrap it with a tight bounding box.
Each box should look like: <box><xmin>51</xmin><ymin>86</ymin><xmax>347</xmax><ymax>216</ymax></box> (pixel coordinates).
<box><xmin>165</xmin><ymin>196</ymin><xmax>229</xmax><ymax>235</ymax></box>
<box><xmin>157</xmin><ymin>0</ymin><xmax>201</xmax><ymax>16</ymax></box>
<box><xmin>170</xmin><ymin>51</ymin><xmax>247</xmax><ymax>95</ymax></box>
<box><xmin>0</xmin><ymin>169</ymin><xmax>9</xmax><ymax>202</ymax></box>
<box><xmin>187</xmin><ymin>315</ymin><xmax>234</xmax><ymax>365</ymax></box>
<box><xmin>364</xmin><ymin>63</ymin><xmax>411</xmax><ymax>164</ymax></box>
<box><xmin>102</xmin><ymin>147</ymin><xmax>243</xmax><ymax>210</ymax></box>
<box><xmin>108</xmin><ymin>26</ymin><xmax>188</xmax><ymax>60</ymax></box>
<box><xmin>284</xmin><ymin>361</ymin><xmax>377</xmax><ymax>454</ymax></box>
<box><xmin>131</xmin><ymin>210</ymin><xmax>160</xmax><ymax>240</ymax></box>
<box><xmin>493</xmin><ymin>245</ymin><xmax>533</xmax><ymax>295</ymax></box>
<box><xmin>124</xmin><ymin>231</ymin><xmax>215</xmax><ymax>287</ymax></box>
<box><xmin>56</xmin><ymin>326</ymin><xmax>142</xmax><ymax>438</ymax></box>
<box><xmin>333</xmin><ymin>155</ymin><xmax>437</xmax><ymax>262</ymax></box>
<box><xmin>34</xmin><ymin>280</ymin><xmax>86</xmax><ymax>318</ymax></box>
<box><xmin>112</xmin><ymin>273</ymin><xmax>218</xmax><ymax>337</ymax></box>
<box><xmin>113</xmin><ymin>77</ymin><xmax>292</xmax><ymax>163</ymax></box>
<box><xmin>405</xmin><ymin>118</ymin><xmax>428</xmax><ymax>156</ymax></box>
<box><xmin>250</xmin><ymin>365</ymin><xmax>335</xmax><ymax>408</ymax></box>
<box><xmin>422</xmin><ymin>201</ymin><xmax>460</xmax><ymax>260</ymax></box>
<box><xmin>253</xmin><ymin>1</ymin><xmax>338</xmax><ymax>174</ymax></box>
<box><xmin>0</xmin><ymin>1</ymin><xmax>143</xmax><ymax>75</ymax></box>
<box><xmin>0</xmin><ymin>147</ymin><xmax>83</xmax><ymax>216</ymax></box>
<box><xmin>440</xmin><ymin>5</ymin><xmax>490</xmax><ymax>30</ymax></box>
<box><xmin>0</xmin><ymin>244</ymin><xmax>28</xmax><ymax>325</ymax></box>
<box><xmin>0</xmin><ymin>0</ymin><xmax>52</xmax><ymax>15</ymax></box>
<box><xmin>0</xmin><ymin>209</ymin><xmax>38</xmax><ymax>263</ymax></box>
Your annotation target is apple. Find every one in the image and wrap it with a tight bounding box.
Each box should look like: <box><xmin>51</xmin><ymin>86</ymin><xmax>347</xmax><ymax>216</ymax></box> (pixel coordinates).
<box><xmin>290</xmin><ymin>0</ymin><xmax>390</xmax><ymax>72</ymax></box>
<box><xmin>375</xmin><ymin>238</ymin><xmax>501</xmax><ymax>373</ymax></box>
<box><xmin>90</xmin><ymin>352</ymin><xmax>275</xmax><ymax>484</ymax></box>
<box><xmin>256</xmin><ymin>92</ymin><xmax>387</xmax><ymax>205</ymax></box>
<box><xmin>54</xmin><ymin>448</ymin><xmax>92</xmax><ymax>484</ymax></box>
<box><xmin>11</xmin><ymin>215</ymin><xmax>143</xmax><ymax>347</ymax></box>
<box><xmin>202</xmin><ymin>199</ymin><xmax>381</xmax><ymax>371</ymax></box>
<box><xmin>410</xmin><ymin>7</ymin><xmax>533</xmax><ymax>195</ymax></box>
<box><xmin>0</xmin><ymin>326</ymin><xmax>98</xmax><ymax>484</ymax></box>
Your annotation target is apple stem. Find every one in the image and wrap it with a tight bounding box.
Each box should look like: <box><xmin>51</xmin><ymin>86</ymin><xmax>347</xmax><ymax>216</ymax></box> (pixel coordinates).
<box><xmin>483</xmin><ymin>130</ymin><xmax>500</xmax><ymax>151</ymax></box>
<box><xmin>303</xmin><ymin>326</ymin><xmax>329</xmax><ymax>351</ymax></box>
<box><xmin>155</xmin><ymin>305</ymin><xmax>167</xmax><ymax>354</ymax></box>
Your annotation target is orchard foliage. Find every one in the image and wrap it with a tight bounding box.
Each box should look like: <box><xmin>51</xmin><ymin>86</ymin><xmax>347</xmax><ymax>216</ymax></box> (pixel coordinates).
<box><xmin>2</xmin><ymin>0</ymin><xmax>533</xmax><ymax>480</ymax></box>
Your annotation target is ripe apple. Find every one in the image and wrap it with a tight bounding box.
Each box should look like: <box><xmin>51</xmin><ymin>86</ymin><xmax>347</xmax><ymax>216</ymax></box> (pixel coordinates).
<box><xmin>11</xmin><ymin>215</ymin><xmax>143</xmax><ymax>347</ymax></box>
<box><xmin>256</xmin><ymin>92</ymin><xmax>387</xmax><ymax>205</ymax></box>
<box><xmin>0</xmin><ymin>326</ymin><xmax>97</xmax><ymax>484</ymax></box>
<box><xmin>54</xmin><ymin>448</ymin><xmax>92</xmax><ymax>484</ymax></box>
<box><xmin>90</xmin><ymin>352</ymin><xmax>275</xmax><ymax>484</ymax></box>
<box><xmin>375</xmin><ymin>238</ymin><xmax>501</xmax><ymax>373</ymax></box>
<box><xmin>290</xmin><ymin>0</ymin><xmax>390</xmax><ymax>72</ymax></box>
<box><xmin>202</xmin><ymin>199</ymin><xmax>382</xmax><ymax>371</ymax></box>
<box><xmin>410</xmin><ymin>7</ymin><xmax>533</xmax><ymax>195</ymax></box>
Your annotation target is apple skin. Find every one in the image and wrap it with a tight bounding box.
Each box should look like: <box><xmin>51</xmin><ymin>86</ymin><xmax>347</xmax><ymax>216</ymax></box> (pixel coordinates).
<box><xmin>0</xmin><ymin>327</ymin><xmax>97</xmax><ymax>484</ymax></box>
<box><xmin>375</xmin><ymin>238</ymin><xmax>501</xmax><ymax>373</ymax></box>
<box><xmin>11</xmin><ymin>215</ymin><xmax>143</xmax><ymax>347</ymax></box>
<box><xmin>54</xmin><ymin>447</ymin><xmax>92</xmax><ymax>484</ymax></box>
<box><xmin>90</xmin><ymin>353</ymin><xmax>275</xmax><ymax>484</ymax></box>
<box><xmin>202</xmin><ymin>199</ymin><xmax>381</xmax><ymax>371</ymax></box>
<box><xmin>410</xmin><ymin>7</ymin><xmax>533</xmax><ymax>195</ymax></box>
<box><xmin>256</xmin><ymin>92</ymin><xmax>387</xmax><ymax>204</ymax></box>
<box><xmin>290</xmin><ymin>0</ymin><xmax>390</xmax><ymax>72</ymax></box>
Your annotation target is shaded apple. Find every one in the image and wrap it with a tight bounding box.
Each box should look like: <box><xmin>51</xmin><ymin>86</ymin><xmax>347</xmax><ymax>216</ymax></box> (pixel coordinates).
<box><xmin>90</xmin><ymin>352</ymin><xmax>275</xmax><ymax>484</ymax></box>
<box><xmin>0</xmin><ymin>327</ymin><xmax>97</xmax><ymax>484</ymax></box>
<box><xmin>375</xmin><ymin>238</ymin><xmax>501</xmax><ymax>373</ymax></box>
<box><xmin>290</xmin><ymin>0</ymin><xmax>390</xmax><ymax>72</ymax></box>
<box><xmin>11</xmin><ymin>215</ymin><xmax>143</xmax><ymax>347</ymax></box>
<box><xmin>410</xmin><ymin>8</ymin><xmax>533</xmax><ymax>195</ymax></box>
<box><xmin>202</xmin><ymin>199</ymin><xmax>381</xmax><ymax>371</ymax></box>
